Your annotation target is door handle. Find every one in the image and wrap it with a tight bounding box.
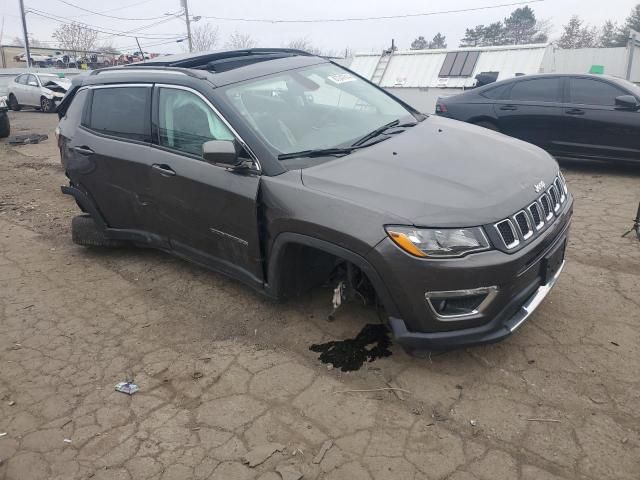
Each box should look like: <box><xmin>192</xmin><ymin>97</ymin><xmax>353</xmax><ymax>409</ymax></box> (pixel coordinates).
<box><xmin>566</xmin><ymin>108</ymin><xmax>585</xmax><ymax>116</ymax></box>
<box><xmin>500</xmin><ymin>105</ymin><xmax>518</xmax><ymax>111</ymax></box>
<box><xmin>71</xmin><ymin>145</ymin><xmax>94</xmax><ymax>156</ymax></box>
<box><xmin>152</xmin><ymin>164</ymin><xmax>176</xmax><ymax>176</ymax></box>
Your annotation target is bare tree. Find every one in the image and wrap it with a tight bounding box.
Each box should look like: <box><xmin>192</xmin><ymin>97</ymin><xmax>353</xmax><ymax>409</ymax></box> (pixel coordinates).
<box><xmin>286</xmin><ymin>37</ymin><xmax>323</xmax><ymax>55</ymax></box>
<box><xmin>97</xmin><ymin>43</ymin><xmax>120</xmax><ymax>55</ymax></box>
<box><xmin>53</xmin><ymin>22</ymin><xmax>99</xmax><ymax>57</ymax></box>
<box><xmin>225</xmin><ymin>31</ymin><xmax>257</xmax><ymax>49</ymax></box>
<box><xmin>191</xmin><ymin>23</ymin><xmax>219</xmax><ymax>52</ymax></box>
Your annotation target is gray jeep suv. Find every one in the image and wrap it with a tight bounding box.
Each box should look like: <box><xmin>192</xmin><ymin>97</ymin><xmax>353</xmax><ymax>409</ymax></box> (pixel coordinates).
<box><xmin>56</xmin><ymin>49</ymin><xmax>572</xmax><ymax>355</ymax></box>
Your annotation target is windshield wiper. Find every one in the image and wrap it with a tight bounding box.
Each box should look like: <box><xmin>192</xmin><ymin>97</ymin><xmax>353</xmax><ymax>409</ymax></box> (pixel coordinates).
<box><xmin>278</xmin><ymin>147</ymin><xmax>359</xmax><ymax>161</ymax></box>
<box><xmin>351</xmin><ymin>119</ymin><xmax>419</xmax><ymax>147</ymax></box>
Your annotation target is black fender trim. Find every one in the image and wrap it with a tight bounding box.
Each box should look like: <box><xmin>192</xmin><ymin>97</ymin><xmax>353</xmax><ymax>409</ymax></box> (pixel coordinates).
<box><xmin>266</xmin><ymin>232</ymin><xmax>400</xmax><ymax>318</ymax></box>
<box><xmin>61</xmin><ymin>185</ymin><xmax>107</xmax><ymax>230</ymax></box>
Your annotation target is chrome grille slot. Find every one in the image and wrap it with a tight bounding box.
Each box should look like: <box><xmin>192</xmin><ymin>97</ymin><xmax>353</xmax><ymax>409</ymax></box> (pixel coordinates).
<box><xmin>528</xmin><ymin>202</ymin><xmax>544</xmax><ymax>230</ymax></box>
<box><xmin>495</xmin><ymin>219</ymin><xmax>520</xmax><ymax>249</ymax></box>
<box><xmin>549</xmin><ymin>185</ymin><xmax>560</xmax><ymax>212</ymax></box>
<box><xmin>540</xmin><ymin>194</ymin><xmax>553</xmax><ymax>220</ymax></box>
<box><xmin>514</xmin><ymin>211</ymin><xmax>533</xmax><ymax>240</ymax></box>
<box><xmin>554</xmin><ymin>178</ymin><xmax>566</xmax><ymax>203</ymax></box>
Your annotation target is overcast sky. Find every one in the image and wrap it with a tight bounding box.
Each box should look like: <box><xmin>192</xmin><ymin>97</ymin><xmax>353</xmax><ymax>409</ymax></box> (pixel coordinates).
<box><xmin>1</xmin><ymin>0</ymin><xmax>638</xmax><ymax>54</ymax></box>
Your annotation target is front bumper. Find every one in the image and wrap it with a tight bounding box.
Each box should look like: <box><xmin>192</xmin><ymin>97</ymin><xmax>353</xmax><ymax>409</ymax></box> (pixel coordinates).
<box><xmin>368</xmin><ymin>197</ymin><xmax>572</xmax><ymax>352</ymax></box>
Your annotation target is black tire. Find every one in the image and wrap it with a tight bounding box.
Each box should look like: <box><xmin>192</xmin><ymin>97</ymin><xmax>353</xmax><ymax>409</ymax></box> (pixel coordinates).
<box><xmin>473</xmin><ymin>120</ymin><xmax>500</xmax><ymax>132</ymax></box>
<box><xmin>0</xmin><ymin>114</ymin><xmax>9</xmax><ymax>138</ymax></box>
<box><xmin>72</xmin><ymin>214</ymin><xmax>124</xmax><ymax>248</ymax></box>
<box><xmin>40</xmin><ymin>96</ymin><xmax>55</xmax><ymax>113</ymax></box>
<box><xmin>0</xmin><ymin>114</ymin><xmax>10</xmax><ymax>138</ymax></box>
<box><xmin>8</xmin><ymin>94</ymin><xmax>21</xmax><ymax>111</ymax></box>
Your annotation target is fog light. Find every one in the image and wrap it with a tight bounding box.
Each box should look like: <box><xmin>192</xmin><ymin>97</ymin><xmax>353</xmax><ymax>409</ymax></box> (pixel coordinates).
<box><xmin>426</xmin><ymin>287</ymin><xmax>498</xmax><ymax>320</ymax></box>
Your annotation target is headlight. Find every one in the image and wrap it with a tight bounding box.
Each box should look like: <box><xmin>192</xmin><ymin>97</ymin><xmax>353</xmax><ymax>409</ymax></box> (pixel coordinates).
<box><xmin>385</xmin><ymin>226</ymin><xmax>490</xmax><ymax>258</ymax></box>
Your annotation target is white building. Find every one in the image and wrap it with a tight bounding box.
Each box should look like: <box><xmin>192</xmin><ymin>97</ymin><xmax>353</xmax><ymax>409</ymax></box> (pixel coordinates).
<box><xmin>343</xmin><ymin>42</ymin><xmax>640</xmax><ymax>112</ymax></box>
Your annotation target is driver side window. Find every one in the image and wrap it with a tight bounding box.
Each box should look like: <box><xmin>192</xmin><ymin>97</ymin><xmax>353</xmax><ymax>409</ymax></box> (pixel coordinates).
<box><xmin>158</xmin><ymin>87</ymin><xmax>234</xmax><ymax>157</ymax></box>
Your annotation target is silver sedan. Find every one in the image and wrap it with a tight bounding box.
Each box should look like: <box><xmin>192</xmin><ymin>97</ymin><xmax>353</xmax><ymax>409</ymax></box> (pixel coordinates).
<box><xmin>7</xmin><ymin>73</ymin><xmax>71</xmax><ymax>113</ymax></box>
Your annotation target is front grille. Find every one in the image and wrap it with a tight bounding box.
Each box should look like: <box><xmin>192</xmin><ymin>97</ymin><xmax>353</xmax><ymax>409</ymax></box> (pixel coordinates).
<box><xmin>496</xmin><ymin>219</ymin><xmax>519</xmax><ymax>248</ymax></box>
<box><xmin>493</xmin><ymin>173</ymin><xmax>569</xmax><ymax>250</ymax></box>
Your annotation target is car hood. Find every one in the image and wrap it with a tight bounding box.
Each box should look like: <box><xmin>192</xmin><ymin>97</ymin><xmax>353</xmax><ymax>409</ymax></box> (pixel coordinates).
<box><xmin>301</xmin><ymin>115</ymin><xmax>559</xmax><ymax>227</ymax></box>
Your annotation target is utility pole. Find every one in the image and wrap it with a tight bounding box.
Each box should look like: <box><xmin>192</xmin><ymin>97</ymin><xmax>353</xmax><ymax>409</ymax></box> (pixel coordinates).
<box><xmin>182</xmin><ymin>0</ymin><xmax>193</xmax><ymax>52</ymax></box>
<box><xmin>626</xmin><ymin>29</ymin><xmax>638</xmax><ymax>81</ymax></box>
<box><xmin>18</xmin><ymin>0</ymin><xmax>32</xmax><ymax>68</ymax></box>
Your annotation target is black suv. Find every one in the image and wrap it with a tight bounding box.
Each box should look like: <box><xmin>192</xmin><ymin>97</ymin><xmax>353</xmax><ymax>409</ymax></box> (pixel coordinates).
<box><xmin>436</xmin><ymin>73</ymin><xmax>640</xmax><ymax>164</ymax></box>
<box><xmin>57</xmin><ymin>49</ymin><xmax>573</xmax><ymax>354</ymax></box>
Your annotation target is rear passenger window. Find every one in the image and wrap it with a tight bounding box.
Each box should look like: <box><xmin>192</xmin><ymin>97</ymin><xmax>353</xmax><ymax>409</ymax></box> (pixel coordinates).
<box><xmin>85</xmin><ymin>86</ymin><xmax>151</xmax><ymax>141</ymax></box>
<box><xmin>157</xmin><ymin>87</ymin><xmax>234</xmax><ymax>157</ymax></box>
<box><xmin>569</xmin><ymin>78</ymin><xmax>626</xmax><ymax>106</ymax></box>
<box><xmin>509</xmin><ymin>78</ymin><xmax>561</xmax><ymax>102</ymax></box>
<box><xmin>60</xmin><ymin>89</ymin><xmax>88</xmax><ymax>134</ymax></box>
<box><xmin>482</xmin><ymin>84</ymin><xmax>510</xmax><ymax>99</ymax></box>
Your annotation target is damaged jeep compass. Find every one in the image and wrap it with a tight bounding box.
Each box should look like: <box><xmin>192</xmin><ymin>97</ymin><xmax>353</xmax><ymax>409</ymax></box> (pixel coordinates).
<box><xmin>57</xmin><ymin>49</ymin><xmax>572</xmax><ymax>354</ymax></box>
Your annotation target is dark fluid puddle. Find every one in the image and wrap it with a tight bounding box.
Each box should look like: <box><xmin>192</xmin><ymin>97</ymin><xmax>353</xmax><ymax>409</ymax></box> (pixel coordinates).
<box><xmin>310</xmin><ymin>324</ymin><xmax>392</xmax><ymax>372</ymax></box>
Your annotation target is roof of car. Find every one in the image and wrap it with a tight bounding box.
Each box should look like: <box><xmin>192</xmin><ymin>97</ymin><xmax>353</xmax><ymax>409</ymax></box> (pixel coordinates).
<box><xmin>85</xmin><ymin>48</ymin><xmax>330</xmax><ymax>87</ymax></box>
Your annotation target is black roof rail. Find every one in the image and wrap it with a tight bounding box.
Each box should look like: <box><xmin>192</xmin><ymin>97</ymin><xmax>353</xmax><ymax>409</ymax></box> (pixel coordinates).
<box><xmin>89</xmin><ymin>65</ymin><xmax>202</xmax><ymax>78</ymax></box>
<box><xmin>141</xmin><ymin>48</ymin><xmax>314</xmax><ymax>70</ymax></box>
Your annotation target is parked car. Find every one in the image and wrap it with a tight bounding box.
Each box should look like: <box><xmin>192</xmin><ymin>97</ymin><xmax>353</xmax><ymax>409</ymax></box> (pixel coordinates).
<box><xmin>13</xmin><ymin>52</ymin><xmax>53</xmax><ymax>67</ymax></box>
<box><xmin>435</xmin><ymin>73</ymin><xmax>640</xmax><ymax>164</ymax></box>
<box><xmin>56</xmin><ymin>49</ymin><xmax>572</xmax><ymax>354</ymax></box>
<box><xmin>7</xmin><ymin>73</ymin><xmax>71</xmax><ymax>112</ymax></box>
<box><xmin>0</xmin><ymin>96</ymin><xmax>9</xmax><ymax>138</ymax></box>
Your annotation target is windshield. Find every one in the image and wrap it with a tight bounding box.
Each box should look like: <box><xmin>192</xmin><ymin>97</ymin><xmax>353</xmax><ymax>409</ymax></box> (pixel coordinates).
<box><xmin>222</xmin><ymin>63</ymin><xmax>416</xmax><ymax>157</ymax></box>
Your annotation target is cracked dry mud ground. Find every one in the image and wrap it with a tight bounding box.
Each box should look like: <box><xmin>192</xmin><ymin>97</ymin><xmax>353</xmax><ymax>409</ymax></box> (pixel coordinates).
<box><xmin>1</xmin><ymin>110</ymin><xmax>639</xmax><ymax>480</ymax></box>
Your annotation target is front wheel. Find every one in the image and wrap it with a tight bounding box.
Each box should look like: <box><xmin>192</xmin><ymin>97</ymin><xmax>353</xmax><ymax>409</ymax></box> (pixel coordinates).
<box><xmin>8</xmin><ymin>94</ymin><xmax>21</xmax><ymax>111</ymax></box>
<box><xmin>40</xmin><ymin>96</ymin><xmax>55</xmax><ymax>113</ymax></box>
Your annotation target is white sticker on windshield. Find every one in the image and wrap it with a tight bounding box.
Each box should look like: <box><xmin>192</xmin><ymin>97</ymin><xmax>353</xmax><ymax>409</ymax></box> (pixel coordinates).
<box><xmin>327</xmin><ymin>73</ymin><xmax>356</xmax><ymax>84</ymax></box>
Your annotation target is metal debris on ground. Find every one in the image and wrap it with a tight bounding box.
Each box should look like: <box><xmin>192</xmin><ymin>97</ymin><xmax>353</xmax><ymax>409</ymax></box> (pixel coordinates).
<box><xmin>312</xmin><ymin>440</ymin><xmax>333</xmax><ymax>464</ymax></box>
<box><xmin>0</xmin><ymin>433</ymin><xmax>6</xmax><ymax>438</ymax></box>
<box><xmin>63</xmin><ymin>438</ymin><xmax>72</xmax><ymax>443</ymax></box>
<box><xmin>309</xmin><ymin>323</ymin><xmax>392</xmax><ymax>372</ymax></box>
<box><xmin>276</xmin><ymin>464</ymin><xmax>304</xmax><ymax>480</ymax></box>
<box><xmin>8</xmin><ymin>134</ymin><xmax>48</xmax><ymax>145</ymax></box>
<box><xmin>470</xmin><ymin>419</ymin><xmax>478</xmax><ymax>426</ymax></box>
<box><xmin>114</xmin><ymin>382</ymin><xmax>139</xmax><ymax>395</ymax></box>
<box><xmin>242</xmin><ymin>443</ymin><xmax>285</xmax><ymax>467</ymax></box>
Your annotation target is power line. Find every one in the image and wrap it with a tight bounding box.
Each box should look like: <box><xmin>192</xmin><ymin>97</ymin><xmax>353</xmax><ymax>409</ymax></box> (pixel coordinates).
<box><xmin>26</xmin><ymin>8</ymin><xmax>183</xmax><ymax>40</ymax></box>
<box><xmin>52</xmin><ymin>0</ymin><xmax>179</xmax><ymax>21</ymax></box>
<box><xmin>198</xmin><ymin>0</ymin><xmax>545</xmax><ymax>23</ymax></box>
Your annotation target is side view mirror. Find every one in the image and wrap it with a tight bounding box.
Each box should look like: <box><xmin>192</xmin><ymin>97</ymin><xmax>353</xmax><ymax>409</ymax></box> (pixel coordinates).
<box><xmin>615</xmin><ymin>95</ymin><xmax>640</xmax><ymax>110</ymax></box>
<box><xmin>202</xmin><ymin>140</ymin><xmax>241</xmax><ymax>167</ymax></box>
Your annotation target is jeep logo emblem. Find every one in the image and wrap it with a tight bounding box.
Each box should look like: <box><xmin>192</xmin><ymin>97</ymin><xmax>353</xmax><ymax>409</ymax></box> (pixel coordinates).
<box><xmin>534</xmin><ymin>181</ymin><xmax>546</xmax><ymax>193</ymax></box>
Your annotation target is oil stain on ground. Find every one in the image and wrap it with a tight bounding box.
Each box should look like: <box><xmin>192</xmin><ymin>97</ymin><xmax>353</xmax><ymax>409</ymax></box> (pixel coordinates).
<box><xmin>310</xmin><ymin>324</ymin><xmax>392</xmax><ymax>372</ymax></box>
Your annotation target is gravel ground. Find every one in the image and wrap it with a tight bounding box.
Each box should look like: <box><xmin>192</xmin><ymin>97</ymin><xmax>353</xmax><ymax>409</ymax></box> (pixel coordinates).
<box><xmin>0</xmin><ymin>109</ymin><xmax>639</xmax><ymax>480</ymax></box>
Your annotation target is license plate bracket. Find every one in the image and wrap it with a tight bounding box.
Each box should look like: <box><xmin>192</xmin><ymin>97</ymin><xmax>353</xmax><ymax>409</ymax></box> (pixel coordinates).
<box><xmin>543</xmin><ymin>240</ymin><xmax>566</xmax><ymax>284</ymax></box>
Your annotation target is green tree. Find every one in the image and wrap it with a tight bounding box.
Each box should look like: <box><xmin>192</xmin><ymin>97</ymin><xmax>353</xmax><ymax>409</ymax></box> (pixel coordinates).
<box><xmin>558</xmin><ymin>16</ymin><xmax>598</xmax><ymax>49</ymax></box>
<box><xmin>599</xmin><ymin>20</ymin><xmax>624</xmax><ymax>47</ymax></box>
<box><xmin>616</xmin><ymin>4</ymin><xmax>640</xmax><ymax>44</ymax></box>
<box><xmin>483</xmin><ymin>22</ymin><xmax>508</xmax><ymax>46</ymax></box>
<box><xmin>460</xmin><ymin>26</ymin><xmax>485</xmax><ymax>47</ymax></box>
<box><xmin>429</xmin><ymin>33</ymin><xmax>447</xmax><ymax>49</ymax></box>
<box><xmin>410</xmin><ymin>36</ymin><xmax>428</xmax><ymax>50</ymax></box>
<box><xmin>459</xmin><ymin>7</ymin><xmax>548</xmax><ymax>47</ymax></box>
